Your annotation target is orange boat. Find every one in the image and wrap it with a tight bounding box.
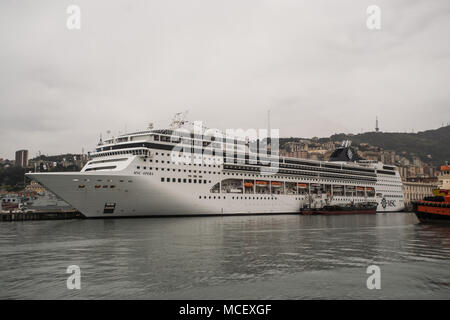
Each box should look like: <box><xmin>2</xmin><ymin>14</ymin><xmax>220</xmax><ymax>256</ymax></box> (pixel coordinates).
<box><xmin>413</xmin><ymin>191</ymin><xmax>450</xmax><ymax>223</ymax></box>
<box><xmin>255</xmin><ymin>181</ymin><xmax>267</xmax><ymax>186</ymax></box>
<box><xmin>412</xmin><ymin>164</ymin><xmax>450</xmax><ymax>223</ymax></box>
<box><xmin>297</xmin><ymin>183</ymin><xmax>308</xmax><ymax>188</ymax></box>
<box><xmin>244</xmin><ymin>182</ymin><xmax>254</xmax><ymax>188</ymax></box>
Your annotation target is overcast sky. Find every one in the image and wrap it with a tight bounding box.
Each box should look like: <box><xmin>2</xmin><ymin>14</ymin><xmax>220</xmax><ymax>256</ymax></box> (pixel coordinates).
<box><xmin>1</xmin><ymin>0</ymin><xmax>449</xmax><ymax>159</ymax></box>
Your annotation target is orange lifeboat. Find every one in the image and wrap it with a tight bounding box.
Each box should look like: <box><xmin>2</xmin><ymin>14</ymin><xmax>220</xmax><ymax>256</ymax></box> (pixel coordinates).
<box><xmin>271</xmin><ymin>181</ymin><xmax>282</xmax><ymax>187</ymax></box>
<box><xmin>297</xmin><ymin>183</ymin><xmax>308</xmax><ymax>188</ymax></box>
<box><xmin>244</xmin><ymin>182</ymin><xmax>254</xmax><ymax>188</ymax></box>
<box><xmin>256</xmin><ymin>181</ymin><xmax>268</xmax><ymax>186</ymax></box>
<box><xmin>356</xmin><ymin>186</ymin><xmax>364</xmax><ymax>191</ymax></box>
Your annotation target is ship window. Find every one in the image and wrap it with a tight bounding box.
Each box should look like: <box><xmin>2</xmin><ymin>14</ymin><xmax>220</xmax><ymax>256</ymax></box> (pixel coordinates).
<box><xmin>137</xmin><ymin>166</ymin><xmax>140</xmax><ymax>169</ymax></box>
<box><xmin>167</xmin><ymin>178</ymin><xmax>170</xmax><ymax>182</ymax></box>
<box><xmin>189</xmin><ymin>179</ymin><xmax>192</xmax><ymax>183</ymax></box>
<box><xmin>183</xmin><ymin>179</ymin><xmax>187</xmax><ymax>183</ymax></box>
<box><xmin>172</xmin><ymin>178</ymin><xmax>176</xmax><ymax>182</ymax></box>
<box><xmin>161</xmin><ymin>178</ymin><xmax>164</xmax><ymax>182</ymax></box>
<box><xmin>193</xmin><ymin>179</ymin><xmax>197</xmax><ymax>183</ymax></box>
<box><xmin>178</xmin><ymin>178</ymin><xmax>181</xmax><ymax>182</ymax></box>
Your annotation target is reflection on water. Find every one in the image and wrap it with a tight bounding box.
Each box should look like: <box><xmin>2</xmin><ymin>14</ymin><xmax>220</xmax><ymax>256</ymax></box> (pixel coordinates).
<box><xmin>0</xmin><ymin>212</ymin><xmax>449</xmax><ymax>299</ymax></box>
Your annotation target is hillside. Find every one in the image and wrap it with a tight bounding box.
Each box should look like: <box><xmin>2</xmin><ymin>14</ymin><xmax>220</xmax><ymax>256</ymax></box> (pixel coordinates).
<box><xmin>281</xmin><ymin>125</ymin><xmax>450</xmax><ymax>166</ymax></box>
<box><xmin>328</xmin><ymin>126</ymin><xmax>450</xmax><ymax>166</ymax></box>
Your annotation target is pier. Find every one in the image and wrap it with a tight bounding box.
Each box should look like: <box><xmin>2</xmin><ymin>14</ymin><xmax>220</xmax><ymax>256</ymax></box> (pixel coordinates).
<box><xmin>0</xmin><ymin>210</ymin><xmax>83</xmax><ymax>222</ymax></box>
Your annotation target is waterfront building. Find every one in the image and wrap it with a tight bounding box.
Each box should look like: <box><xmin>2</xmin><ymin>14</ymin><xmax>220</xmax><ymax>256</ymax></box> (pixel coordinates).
<box><xmin>403</xmin><ymin>181</ymin><xmax>438</xmax><ymax>206</ymax></box>
<box><xmin>438</xmin><ymin>164</ymin><xmax>450</xmax><ymax>189</ymax></box>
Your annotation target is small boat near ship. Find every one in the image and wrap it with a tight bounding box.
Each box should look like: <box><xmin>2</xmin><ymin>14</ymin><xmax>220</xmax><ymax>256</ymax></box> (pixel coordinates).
<box><xmin>300</xmin><ymin>201</ymin><xmax>378</xmax><ymax>215</ymax></box>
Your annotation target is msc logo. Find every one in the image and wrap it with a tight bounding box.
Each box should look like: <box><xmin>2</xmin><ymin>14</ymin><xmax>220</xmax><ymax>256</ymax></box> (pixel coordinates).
<box><xmin>381</xmin><ymin>197</ymin><xmax>395</xmax><ymax>209</ymax></box>
<box><xmin>381</xmin><ymin>197</ymin><xmax>387</xmax><ymax>209</ymax></box>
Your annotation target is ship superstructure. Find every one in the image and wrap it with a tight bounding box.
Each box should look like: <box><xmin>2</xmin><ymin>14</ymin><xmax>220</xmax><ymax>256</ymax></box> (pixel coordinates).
<box><xmin>27</xmin><ymin>122</ymin><xmax>405</xmax><ymax>218</ymax></box>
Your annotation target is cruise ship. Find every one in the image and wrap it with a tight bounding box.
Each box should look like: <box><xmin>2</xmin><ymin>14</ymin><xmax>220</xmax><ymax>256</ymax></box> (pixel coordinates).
<box><xmin>26</xmin><ymin>120</ymin><xmax>405</xmax><ymax>218</ymax></box>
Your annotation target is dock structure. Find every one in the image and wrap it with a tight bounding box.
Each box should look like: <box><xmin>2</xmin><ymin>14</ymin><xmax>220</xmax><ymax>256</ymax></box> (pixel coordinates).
<box><xmin>0</xmin><ymin>210</ymin><xmax>83</xmax><ymax>222</ymax></box>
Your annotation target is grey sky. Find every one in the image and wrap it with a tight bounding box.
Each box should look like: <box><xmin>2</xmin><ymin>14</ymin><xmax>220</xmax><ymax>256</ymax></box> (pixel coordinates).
<box><xmin>1</xmin><ymin>0</ymin><xmax>449</xmax><ymax>159</ymax></box>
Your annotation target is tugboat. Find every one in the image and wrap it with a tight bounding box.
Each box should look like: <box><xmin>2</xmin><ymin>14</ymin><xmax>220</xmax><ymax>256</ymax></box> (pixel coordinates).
<box><xmin>412</xmin><ymin>164</ymin><xmax>450</xmax><ymax>223</ymax></box>
<box><xmin>412</xmin><ymin>191</ymin><xmax>450</xmax><ymax>223</ymax></box>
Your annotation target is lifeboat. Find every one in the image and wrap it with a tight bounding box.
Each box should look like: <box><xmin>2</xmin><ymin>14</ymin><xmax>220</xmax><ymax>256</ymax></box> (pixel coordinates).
<box><xmin>256</xmin><ymin>181</ymin><xmax>268</xmax><ymax>186</ymax></box>
<box><xmin>356</xmin><ymin>186</ymin><xmax>364</xmax><ymax>191</ymax></box>
<box><xmin>297</xmin><ymin>183</ymin><xmax>308</xmax><ymax>188</ymax></box>
<box><xmin>244</xmin><ymin>182</ymin><xmax>254</xmax><ymax>188</ymax></box>
<box><xmin>271</xmin><ymin>181</ymin><xmax>282</xmax><ymax>187</ymax></box>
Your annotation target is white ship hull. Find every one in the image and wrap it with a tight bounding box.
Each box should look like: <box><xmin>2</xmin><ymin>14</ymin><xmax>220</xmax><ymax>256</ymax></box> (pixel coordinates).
<box><xmin>27</xmin><ymin>170</ymin><xmax>404</xmax><ymax>218</ymax></box>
